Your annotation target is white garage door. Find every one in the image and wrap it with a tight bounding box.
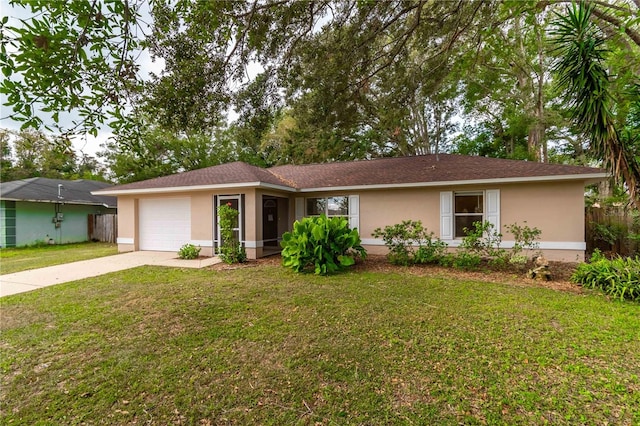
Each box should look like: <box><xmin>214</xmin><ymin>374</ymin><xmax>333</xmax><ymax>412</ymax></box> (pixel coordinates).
<box><xmin>139</xmin><ymin>198</ymin><xmax>191</xmax><ymax>251</ymax></box>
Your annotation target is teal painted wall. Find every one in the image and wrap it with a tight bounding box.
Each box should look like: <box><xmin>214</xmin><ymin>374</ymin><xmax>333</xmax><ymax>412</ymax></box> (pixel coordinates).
<box><xmin>3</xmin><ymin>202</ymin><xmax>116</xmax><ymax>247</ymax></box>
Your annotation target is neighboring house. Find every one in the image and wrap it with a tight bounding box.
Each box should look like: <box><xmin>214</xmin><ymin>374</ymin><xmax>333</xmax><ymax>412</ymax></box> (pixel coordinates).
<box><xmin>93</xmin><ymin>154</ymin><xmax>607</xmax><ymax>261</ymax></box>
<box><xmin>0</xmin><ymin>178</ymin><xmax>117</xmax><ymax>247</ymax></box>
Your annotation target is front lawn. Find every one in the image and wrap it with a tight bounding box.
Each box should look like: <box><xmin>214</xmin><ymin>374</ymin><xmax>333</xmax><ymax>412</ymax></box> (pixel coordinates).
<box><xmin>0</xmin><ymin>242</ymin><xmax>117</xmax><ymax>275</ymax></box>
<box><xmin>1</xmin><ymin>263</ymin><xmax>639</xmax><ymax>424</ymax></box>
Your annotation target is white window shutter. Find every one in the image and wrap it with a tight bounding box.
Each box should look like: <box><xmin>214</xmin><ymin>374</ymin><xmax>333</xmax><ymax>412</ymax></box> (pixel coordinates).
<box><xmin>348</xmin><ymin>195</ymin><xmax>359</xmax><ymax>230</ymax></box>
<box><xmin>440</xmin><ymin>191</ymin><xmax>453</xmax><ymax>240</ymax></box>
<box><xmin>485</xmin><ymin>189</ymin><xmax>500</xmax><ymax>232</ymax></box>
<box><xmin>295</xmin><ymin>197</ymin><xmax>304</xmax><ymax>222</ymax></box>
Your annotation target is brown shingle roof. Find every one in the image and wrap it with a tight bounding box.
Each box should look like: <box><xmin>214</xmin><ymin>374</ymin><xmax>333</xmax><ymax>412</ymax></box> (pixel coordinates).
<box><xmin>96</xmin><ymin>155</ymin><xmax>606</xmax><ymax>194</ymax></box>
<box><xmin>99</xmin><ymin>161</ymin><xmax>292</xmax><ymax>192</ymax></box>
<box><xmin>269</xmin><ymin>154</ymin><xmax>605</xmax><ymax>189</ymax></box>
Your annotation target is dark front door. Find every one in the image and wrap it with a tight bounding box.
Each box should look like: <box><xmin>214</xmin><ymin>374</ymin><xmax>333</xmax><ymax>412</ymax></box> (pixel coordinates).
<box><xmin>263</xmin><ymin>198</ymin><xmax>278</xmax><ymax>247</ymax></box>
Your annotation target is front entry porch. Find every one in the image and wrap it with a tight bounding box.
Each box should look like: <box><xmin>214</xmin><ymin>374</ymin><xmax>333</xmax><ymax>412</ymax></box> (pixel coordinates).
<box><xmin>261</xmin><ymin>195</ymin><xmax>288</xmax><ymax>257</ymax></box>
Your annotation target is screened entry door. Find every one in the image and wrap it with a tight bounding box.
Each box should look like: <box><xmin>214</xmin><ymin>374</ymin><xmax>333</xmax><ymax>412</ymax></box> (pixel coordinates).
<box><xmin>217</xmin><ymin>195</ymin><xmax>242</xmax><ymax>246</ymax></box>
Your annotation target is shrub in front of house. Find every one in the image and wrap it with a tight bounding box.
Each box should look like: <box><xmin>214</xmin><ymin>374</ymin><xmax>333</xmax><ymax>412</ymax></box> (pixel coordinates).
<box><xmin>505</xmin><ymin>221</ymin><xmax>542</xmax><ymax>267</ymax></box>
<box><xmin>178</xmin><ymin>243</ymin><xmax>201</xmax><ymax>260</ymax></box>
<box><xmin>451</xmin><ymin>221</ymin><xmax>543</xmax><ymax>271</ymax></box>
<box><xmin>374</xmin><ymin>219</ymin><xmax>543</xmax><ymax>273</ymax></box>
<box><xmin>218</xmin><ymin>203</ymin><xmax>247</xmax><ymax>264</ymax></box>
<box><xmin>281</xmin><ymin>215</ymin><xmax>367</xmax><ymax>275</ymax></box>
<box><xmin>372</xmin><ymin>220</ymin><xmax>447</xmax><ymax>266</ymax></box>
<box><xmin>571</xmin><ymin>249</ymin><xmax>640</xmax><ymax>301</ymax></box>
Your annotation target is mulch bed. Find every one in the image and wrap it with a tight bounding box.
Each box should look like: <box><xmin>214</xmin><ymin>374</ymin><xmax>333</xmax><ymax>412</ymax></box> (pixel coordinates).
<box><xmin>211</xmin><ymin>254</ymin><xmax>584</xmax><ymax>295</ymax></box>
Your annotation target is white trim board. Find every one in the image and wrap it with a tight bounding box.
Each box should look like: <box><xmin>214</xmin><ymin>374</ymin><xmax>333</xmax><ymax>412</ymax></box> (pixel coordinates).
<box><xmin>93</xmin><ymin>181</ymin><xmax>296</xmax><ymax>196</ymax></box>
<box><xmin>190</xmin><ymin>240</ymin><xmax>213</xmax><ymax>247</ymax></box>
<box><xmin>297</xmin><ymin>173</ymin><xmax>608</xmax><ymax>193</ymax></box>
<box><xmin>94</xmin><ymin>172</ymin><xmax>608</xmax><ymax>196</ymax></box>
<box><xmin>360</xmin><ymin>238</ymin><xmax>586</xmax><ymax>251</ymax></box>
<box><xmin>116</xmin><ymin>237</ymin><xmax>134</xmax><ymax>244</ymax></box>
<box><xmin>244</xmin><ymin>240</ymin><xmax>264</xmax><ymax>249</ymax></box>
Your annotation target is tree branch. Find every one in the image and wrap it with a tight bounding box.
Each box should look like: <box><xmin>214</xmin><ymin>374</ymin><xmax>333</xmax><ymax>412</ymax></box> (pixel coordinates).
<box><xmin>590</xmin><ymin>6</ymin><xmax>640</xmax><ymax>48</ymax></box>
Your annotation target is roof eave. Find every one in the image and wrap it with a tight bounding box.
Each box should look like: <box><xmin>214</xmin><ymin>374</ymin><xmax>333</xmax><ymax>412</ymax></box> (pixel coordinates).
<box><xmin>297</xmin><ymin>173</ymin><xmax>610</xmax><ymax>192</ymax></box>
<box><xmin>90</xmin><ymin>172</ymin><xmax>608</xmax><ymax>196</ymax></box>
<box><xmin>92</xmin><ymin>181</ymin><xmax>297</xmax><ymax>196</ymax></box>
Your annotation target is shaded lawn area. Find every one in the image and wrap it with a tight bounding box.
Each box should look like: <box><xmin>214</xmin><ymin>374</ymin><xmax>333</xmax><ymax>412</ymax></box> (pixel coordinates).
<box><xmin>1</xmin><ymin>263</ymin><xmax>639</xmax><ymax>425</ymax></box>
<box><xmin>0</xmin><ymin>242</ymin><xmax>118</xmax><ymax>275</ymax></box>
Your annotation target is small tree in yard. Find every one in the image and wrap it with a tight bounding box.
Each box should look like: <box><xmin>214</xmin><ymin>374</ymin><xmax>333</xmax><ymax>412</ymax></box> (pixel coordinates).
<box><xmin>281</xmin><ymin>215</ymin><xmax>366</xmax><ymax>275</ymax></box>
<box><xmin>218</xmin><ymin>203</ymin><xmax>247</xmax><ymax>264</ymax></box>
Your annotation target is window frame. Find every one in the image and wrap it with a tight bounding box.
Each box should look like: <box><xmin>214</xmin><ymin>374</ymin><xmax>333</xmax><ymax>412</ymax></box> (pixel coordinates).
<box><xmin>453</xmin><ymin>191</ymin><xmax>484</xmax><ymax>238</ymax></box>
<box><xmin>302</xmin><ymin>195</ymin><xmax>359</xmax><ymax>230</ymax></box>
<box><xmin>306</xmin><ymin>196</ymin><xmax>349</xmax><ymax>218</ymax></box>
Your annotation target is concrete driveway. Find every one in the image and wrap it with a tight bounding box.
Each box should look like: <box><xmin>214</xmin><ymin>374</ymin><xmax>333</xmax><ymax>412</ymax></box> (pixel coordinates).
<box><xmin>0</xmin><ymin>251</ymin><xmax>220</xmax><ymax>298</ymax></box>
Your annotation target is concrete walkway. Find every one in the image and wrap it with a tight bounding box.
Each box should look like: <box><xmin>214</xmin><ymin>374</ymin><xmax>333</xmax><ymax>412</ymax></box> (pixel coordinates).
<box><xmin>0</xmin><ymin>251</ymin><xmax>221</xmax><ymax>298</ymax></box>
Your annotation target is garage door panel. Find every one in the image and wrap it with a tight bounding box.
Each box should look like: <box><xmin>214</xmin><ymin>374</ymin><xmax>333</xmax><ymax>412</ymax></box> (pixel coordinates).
<box><xmin>139</xmin><ymin>198</ymin><xmax>191</xmax><ymax>251</ymax></box>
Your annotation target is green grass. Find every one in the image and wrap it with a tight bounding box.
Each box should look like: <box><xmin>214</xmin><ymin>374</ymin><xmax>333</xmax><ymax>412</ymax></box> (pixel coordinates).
<box><xmin>1</xmin><ymin>264</ymin><xmax>639</xmax><ymax>425</ymax></box>
<box><xmin>0</xmin><ymin>242</ymin><xmax>117</xmax><ymax>274</ymax></box>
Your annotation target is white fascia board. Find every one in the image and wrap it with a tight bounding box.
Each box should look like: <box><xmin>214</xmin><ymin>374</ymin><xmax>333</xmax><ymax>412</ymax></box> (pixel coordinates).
<box><xmin>190</xmin><ymin>240</ymin><xmax>213</xmax><ymax>247</ymax></box>
<box><xmin>298</xmin><ymin>173</ymin><xmax>609</xmax><ymax>193</ymax></box>
<box><xmin>441</xmin><ymin>240</ymin><xmax>585</xmax><ymax>250</ymax></box>
<box><xmin>91</xmin><ymin>172</ymin><xmax>608</xmax><ymax>196</ymax></box>
<box><xmin>258</xmin><ymin>182</ymin><xmax>298</xmax><ymax>192</ymax></box>
<box><xmin>92</xmin><ymin>181</ymin><xmax>296</xmax><ymax>196</ymax></box>
<box><xmin>361</xmin><ymin>238</ymin><xmax>586</xmax><ymax>251</ymax></box>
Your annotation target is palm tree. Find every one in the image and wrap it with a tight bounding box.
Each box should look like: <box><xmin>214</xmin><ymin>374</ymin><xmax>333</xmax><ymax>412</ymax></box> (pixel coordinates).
<box><xmin>551</xmin><ymin>2</ymin><xmax>640</xmax><ymax>210</ymax></box>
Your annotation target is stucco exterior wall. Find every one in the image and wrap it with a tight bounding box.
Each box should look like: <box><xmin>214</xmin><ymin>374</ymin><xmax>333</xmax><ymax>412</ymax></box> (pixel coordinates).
<box><xmin>499</xmin><ymin>182</ymin><xmax>584</xmax><ymax>243</ymax></box>
<box><xmin>357</xmin><ymin>188</ymin><xmax>440</xmax><ymax>239</ymax></box>
<box><xmin>354</xmin><ymin>182</ymin><xmax>586</xmax><ymax>261</ymax></box>
<box><xmin>116</xmin><ymin>196</ymin><xmax>136</xmax><ymax>252</ymax></box>
<box><xmin>116</xmin><ymin>189</ymin><xmax>266</xmax><ymax>258</ymax></box>
<box><xmin>114</xmin><ymin>180</ymin><xmax>588</xmax><ymax>262</ymax></box>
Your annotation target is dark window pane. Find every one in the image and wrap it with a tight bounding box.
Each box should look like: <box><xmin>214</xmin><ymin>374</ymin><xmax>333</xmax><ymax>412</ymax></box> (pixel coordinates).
<box><xmin>455</xmin><ymin>194</ymin><xmax>483</xmax><ymax>214</ymax></box>
<box><xmin>455</xmin><ymin>215</ymin><xmax>484</xmax><ymax>238</ymax></box>
<box><xmin>306</xmin><ymin>198</ymin><xmax>326</xmax><ymax>216</ymax></box>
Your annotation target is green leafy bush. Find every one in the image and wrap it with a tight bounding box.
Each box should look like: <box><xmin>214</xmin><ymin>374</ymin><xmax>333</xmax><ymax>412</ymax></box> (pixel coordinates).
<box><xmin>571</xmin><ymin>250</ymin><xmax>640</xmax><ymax>301</ymax></box>
<box><xmin>372</xmin><ymin>220</ymin><xmax>447</xmax><ymax>266</ymax></box>
<box><xmin>452</xmin><ymin>251</ymin><xmax>482</xmax><ymax>270</ymax></box>
<box><xmin>591</xmin><ymin>222</ymin><xmax>625</xmax><ymax>248</ymax></box>
<box><xmin>505</xmin><ymin>221</ymin><xmax>541</xmax><ymax>254</ymax></box>
<box><xmin>218</xmin><ymin>203</ymin><xmax>247</xmax><ymax>264</ymax></box>
<box><xmin>451</xmin><ymin>221</ymin><xmax>506</xmax><ymax>270</ymax></box>
<box><xmin>452</xmin><ymin>221</ymin><xmax>544</xmax><ymax>271</ymax></box>
<box><xmin>281</xmin><ymin>215</ymin><xmax>367</xmax><ymax>275</ymax></box>
<box><xmin>178</xmin><ymin>243</ymin><xmax>201</xmax><ymax>260</ymax></box>
<box><xmin>504</xmin><ymin>221</ymin><xmax>542</xmax><ymax>267</ymax></box>
<box><xmin>459</xmin><ymin>220</ymin><xmax>505</xmax><ymax>259</ymax></box>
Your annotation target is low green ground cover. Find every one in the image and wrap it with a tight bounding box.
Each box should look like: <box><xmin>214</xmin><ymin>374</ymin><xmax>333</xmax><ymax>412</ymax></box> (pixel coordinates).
<box><xmin>572</xmin><ymin>250</ymin><xmax>640</xmax><ymax>301</ymax></box>
<box><xmin>0</xmin><ymin>242</ymin><xmax>117</xmax><ymax>275</ymax></box>
<box><xmin>1</xmin><ymin>264</ymin><xmax>639</xmax><ymax>425</ymax></box>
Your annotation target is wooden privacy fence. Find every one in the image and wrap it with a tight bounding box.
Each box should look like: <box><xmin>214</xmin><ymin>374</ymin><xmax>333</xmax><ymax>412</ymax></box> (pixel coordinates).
<box><xmin>585</xmin><ymin>206</ymin><xmax>639</xmax><ymax>256</ymax></box>
<box><xmin>88</xmin><ymin>214</ymin><xmax>117</xmax><ymax>243</ymax></box>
